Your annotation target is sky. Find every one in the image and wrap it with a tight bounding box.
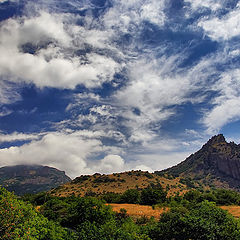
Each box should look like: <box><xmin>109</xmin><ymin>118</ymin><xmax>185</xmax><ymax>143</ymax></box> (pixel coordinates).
<box><xmin>0</xmin><ymin>0</ymin><xmax>240</xmax><ymax>178</ymax></box>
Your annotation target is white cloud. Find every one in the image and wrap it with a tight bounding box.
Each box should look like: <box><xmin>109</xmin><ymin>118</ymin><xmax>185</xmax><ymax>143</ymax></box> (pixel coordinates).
<box><xmin>0</xmin><ymin>131</ymin><xmax>130</xmax><ymax>178</ymax></box>
<box><xmin>202</xmin><ymin>69</ymin><xmax>240</xmax><ymax>133</ymax></box>
<box><xmin>0</xmin><ymin>81</ymin><xmax>21</xmax><ymax>105</ymax></box>
<box><xmin>114</xmin><ymin>55</ymin><xmax>204</xmax><ymax>143</ymax></box>
<box><xmin>0</xmin><ymin>132</ymin><xmax>40</xmax><ymax>143</ymax></box>
<box><xmin>198</xmin><ymin>6</ymin><xmax>240</xmax><ymax>41</ymax></box>
<box><xmin>0</xmin><ymin>0</ymin><xmax>17</xmax><ymax>2</ymax></box>
<box><xmin>0</xmin><ymin>11</ymin><xmax>122</xmax><ymax>90</ymax></box>
<box><xmin>90</xmin><ymin>105</ymin><xmax>113</xmax><ymax>116</ymax></box>
<box><xmin>128</xmin><ymin>151</ymin><xmax>193</xmax><ymax>172</ymax></box>
<box><xmin>203</xmin><ymin>98</ymin><xmax>240</xmax><ymax>133</ymax></box>
<box><xmin>0</xmin><ymin>129</ymin><xmax>198</xmax><ymax>178</ymax></box>
<box><xmin>0</xmin><ymin>0</ymin><xmax>167</xmax><ymax>94</ymax></box>
<box><xmin>95</xmin><ymin>155</ymin><xmax>125</xmax><ymax>174</ymax></box>
<box><xmin>0</xmin><ymin>132</ymin><xmax>102</xmax><ymax>178</ymax></box>
<box><xmin>185</xmin><ymin>0</ymin><xmax>222</xmax><ymax>11</ymax></box>
<box><xmin>19</xmin><ymin>11</ymin><xmax>70</xmax><ymax>46</ymax></box>
<box><xmin>103</xmin><ymin>0</ymin><xmax>166</xmax><ymax>33</ymax></box>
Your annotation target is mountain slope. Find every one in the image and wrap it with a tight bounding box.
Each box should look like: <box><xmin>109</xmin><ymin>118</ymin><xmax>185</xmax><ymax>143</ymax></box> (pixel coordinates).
<box><xmin>161</xmin><ymin>134</ymin><xmax>240</xmax><ymax>190</ymax></box>
<box><xmin>50</xmin><ymin>170</ymin><xmax>188</xmax><ymax>197</ymax></box>
<box><xmin>0</xmin><ymin>165</ymin><xmax>71</xmax><ymax>195</ymax></box>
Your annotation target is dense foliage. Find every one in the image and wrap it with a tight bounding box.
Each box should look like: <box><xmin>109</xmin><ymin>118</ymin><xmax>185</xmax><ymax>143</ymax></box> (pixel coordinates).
<box><xmin>4</xmin><ymin>185</ymin><xmax>240</xmax><ymax>240</ymax></box>
<box><xmin>100</xmin><ymin>183</ymin><xmax>167</xmax><ymax>205</ymax></box>
<box><xmin>0</xmin><ymin>187</ymin><xmax>76</xmax><ymax>240</ymax></box>
<box><xmin>39</xmin><ymin>195</ymin><xmax>149</xmax><ymax>240</ymax></box>
<box><xmin>147</xmin><ymin>201</ymin><xmax>240</xmax><ymax>240</ymax></box>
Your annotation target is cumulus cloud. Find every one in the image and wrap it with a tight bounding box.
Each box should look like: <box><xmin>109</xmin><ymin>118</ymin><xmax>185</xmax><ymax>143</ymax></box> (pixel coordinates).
<box><xmin>0</xmin><ymin>128</ymin><xmax>200</xmax><ymax>178</ymax></box>
<box><xmin>95</xmin><ymin>155</ymin><xmax>125</xmax><ymax>174</ymax></box>
<box><xmin>0</xmin><ymin>131</ymin><xmax>130</xmax><ymax>178</ymax></box>
<box><xmin>0</xmin><ymin>11</ymin><xmax>122</xmax><ymax>89</ymax></box>
<box><xmin>198</xmin><ymin>5</ymin><xmax>240</xmax><ymax>41</ymax></box>
<box><xmin>0</xmin><ymin>132</ymin><xmax>101</xmax><ymax>178</ymax></box>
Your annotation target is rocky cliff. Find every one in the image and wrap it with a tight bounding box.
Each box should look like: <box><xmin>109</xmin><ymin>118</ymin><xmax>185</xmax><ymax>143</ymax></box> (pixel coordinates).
<box><xmin>162</xmin><ymin>134</ymin><xmax>240</xmax><ymax>190</ymax></box>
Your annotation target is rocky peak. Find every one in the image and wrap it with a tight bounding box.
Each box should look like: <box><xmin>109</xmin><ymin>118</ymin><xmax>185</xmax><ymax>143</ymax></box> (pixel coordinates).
<box><xmin>163</xmin><ymin>134</ymin><xmax>240</xmax><ymax>190</ymax></box>
<box><xmin>205</xmin><ymin>134</ymin><xmax>226</xmax><ymax>146</ymax></box>
<box><xmin>210</xmin><ymin>134</ymin><xmax>226</xmax><ymax>143</ymax></box>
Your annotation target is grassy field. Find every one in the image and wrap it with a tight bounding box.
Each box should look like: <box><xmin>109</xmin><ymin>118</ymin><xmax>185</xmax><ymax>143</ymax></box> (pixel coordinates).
<box><xmin>107</xmin><ymin>203</ymin><xmax>240</xmax><ymax>219</ymax></box>
<box><xmin>107</xmin><ymin>203</ymin><xmax>168</xmax><ymax>219</ymax></box>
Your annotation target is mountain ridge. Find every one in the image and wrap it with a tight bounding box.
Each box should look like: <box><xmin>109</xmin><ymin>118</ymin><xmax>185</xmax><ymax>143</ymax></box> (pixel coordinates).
<box><xmin>0</xmin><ymin>165</ymin><xmax>71</xmax><ymax>195</ymax></box>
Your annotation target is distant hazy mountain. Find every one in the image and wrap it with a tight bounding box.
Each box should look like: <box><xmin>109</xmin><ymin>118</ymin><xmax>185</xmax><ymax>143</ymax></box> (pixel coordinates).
<box><xmin>161</xmin><ymin>134</ymin><xmax>240</xmax><ymax>190</ymax></box>
<box><xmin>0</xmin><ymin>165</ymin><xmax>71</xmax><ymax>195</ymax></box>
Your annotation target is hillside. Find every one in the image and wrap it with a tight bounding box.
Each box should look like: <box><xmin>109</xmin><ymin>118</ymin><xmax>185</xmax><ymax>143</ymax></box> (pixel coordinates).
<box><xmin>0</xmin><ymin>165</ymin><xmax>71</xmax><ymax>195</ymax></box>
<box><xmin>50</xmin><ymin>134</ymin><xmax>240</xmax><ymax>197</ymax></box>
<box><xmin>161</xmin><ymin>134</ymin><xmax>240</xmax><ymax>190</ymax></box>
<box><xmin>50</xmin><ymin>170</ymin><xmax>187</xmax><ymax>197</ymax></box>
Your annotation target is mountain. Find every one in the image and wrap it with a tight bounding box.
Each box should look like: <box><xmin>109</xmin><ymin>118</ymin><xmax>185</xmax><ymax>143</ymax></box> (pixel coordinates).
<box><xmin>161</xmin><ymin>134</ymin><xmax>240</xmax><ymax>190</ymax></box>
<box><xmin>0</xmin><ymin>165</ymin><xmax>71</xmax><ymax>195</ymax></box>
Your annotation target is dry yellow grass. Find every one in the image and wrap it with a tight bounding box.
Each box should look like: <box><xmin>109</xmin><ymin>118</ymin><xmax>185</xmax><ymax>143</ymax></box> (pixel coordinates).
<box><xmin>107</xmin><ymin>203</ymin><xmax>168</xmax><ymax>219</ymax></box>
<box><xmin>220</xmin><ymin>206</ymin><xmax>240</xmax><ymax>218</ymax></box>
<box><xmin>108</xmin><ymin>204</ymin><xmax>240</xmax><ymax>220</ymax></box>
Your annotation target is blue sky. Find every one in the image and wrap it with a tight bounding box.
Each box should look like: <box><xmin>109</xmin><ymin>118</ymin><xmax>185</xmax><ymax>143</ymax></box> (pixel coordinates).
<box><xmin>0</xmin><ymin>0</ymin><xmax>240</xmax><ymax>177</ymax></box>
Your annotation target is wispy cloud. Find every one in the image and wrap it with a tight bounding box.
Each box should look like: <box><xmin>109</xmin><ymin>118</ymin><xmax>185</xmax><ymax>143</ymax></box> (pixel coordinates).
<box><xmin>0</xmin><ymin>132</ymin><xmax>40</xmax><ymax>143</ymax></box>
<box><xmin>198</xmin><ymin>3</ymin><xmax>240</xmax><ymax>41</ymax></box>
<box><xmin>185</xmin><ymin>0</ymin><xmax>222</xmax><ymax>12</ymax></box>
<box><xmin>202</xmin><ymin>69</ymin><xmax>240</xmax><ymax>133</ymax></box>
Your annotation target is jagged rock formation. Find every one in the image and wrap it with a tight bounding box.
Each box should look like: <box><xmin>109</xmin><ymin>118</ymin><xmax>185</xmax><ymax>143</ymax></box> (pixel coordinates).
<box><xmin>0</xmin><ymin>165</ymin><xmax>71</xmax><ymax>195</ymax></box>
<box><xmin>162</xmin><ymin>134</ymin><xmax>240</xmax><ymax>190</ymax></box>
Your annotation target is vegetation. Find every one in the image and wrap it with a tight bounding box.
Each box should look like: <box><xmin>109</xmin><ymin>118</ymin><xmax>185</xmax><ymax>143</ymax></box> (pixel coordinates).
<box><xmin>0</xmin><ymin>187</ymin><xmax>76</xmax><ymax>240</ymax></box>
<box><xmin>3</xmin><ymin>181</ymin><xmax>240</xmax><ymax>240</ymax></box>
<box><xmin>147</xmin><ymin>201</ymin><xmax>240</xmax><ymax>240</ymax></box>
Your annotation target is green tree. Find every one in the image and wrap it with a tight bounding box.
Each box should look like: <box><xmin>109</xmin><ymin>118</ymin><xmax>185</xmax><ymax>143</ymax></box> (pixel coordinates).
<box><xmin>149</xmin><ymin>201</ymin><xmax>240</xmax><ymax>240</ymax></box>
<box><xmin>141</xmin><ymin>184</ymin><xmax>167</xmax><ymax>205</ymax></box>
<box><xmin>120</xmin><ymin>189</ymin><xmax>141</xmax><ymax>204</ymax></box>
<box><xmin>0</xmin><ymin>187</ymin><xmax>76</xmax><ymax>240</ymax></box>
